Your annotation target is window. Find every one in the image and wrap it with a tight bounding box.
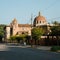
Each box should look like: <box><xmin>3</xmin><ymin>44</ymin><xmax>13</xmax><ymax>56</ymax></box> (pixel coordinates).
<box><xmin>43</xmin><ymin>21</ymin><xmax>44</xmax><ymax>23</ymax></box>
<box><xmin>40</xmin><ymin>21</ymin><xmax>41</xmax><ymax>23</ymax></box>
<box><xmin>37</xmin><ymin>21</ymin><xmax>38</xmax><ymax>24</ymax></box>
<box><xmin>22</xmin><ymin>32</ymin><xmax>24</xmax><ymax>34</ymax></box>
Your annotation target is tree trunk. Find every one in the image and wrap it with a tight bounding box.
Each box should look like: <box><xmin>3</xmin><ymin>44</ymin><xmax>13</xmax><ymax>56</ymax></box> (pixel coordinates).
<box><xmin>35</xmin><ymin>40</ymin><xmax>36</xmax><ymax>45</ymax></box>
<box><xmin>56</xmin><ymin>36</ymin><xmax>59</xmax><ymax>46</ymax></box>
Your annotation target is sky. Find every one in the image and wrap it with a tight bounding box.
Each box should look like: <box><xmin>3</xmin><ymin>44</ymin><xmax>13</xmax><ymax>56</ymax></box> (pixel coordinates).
<box><xmin>0</xmin><ymin>0</ymin><xmax>60</xmax><ymax>24</ymax></box>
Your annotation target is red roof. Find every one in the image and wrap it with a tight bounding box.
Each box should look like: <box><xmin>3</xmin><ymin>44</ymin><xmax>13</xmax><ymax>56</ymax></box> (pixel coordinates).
<box><xmin>18</xmin><ymin>24</ymin><xmax>31</xmax><ymax>27</ymax></box>
<box><xmin>35</xmin><ymin>16</ymin><xmax>46</xmax><ymax>21</ymax></box>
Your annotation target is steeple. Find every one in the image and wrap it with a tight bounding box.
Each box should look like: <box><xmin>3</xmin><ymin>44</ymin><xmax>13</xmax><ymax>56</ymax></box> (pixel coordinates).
<box><xmin>13</xmin><ymin>18</ymin><xmax>17</xmax><ymax>22</ymax></box>
<box><xmin>38</xmin><ymin>11</ymin><xmax>41</xmax><ymax>16</ymax></box>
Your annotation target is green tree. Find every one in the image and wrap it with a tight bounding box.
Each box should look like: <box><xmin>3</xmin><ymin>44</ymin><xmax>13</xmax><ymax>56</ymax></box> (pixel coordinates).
<box><xmin>50</xmin><ymin>26</ymin><xmax>60</xmax><ymax>45</ymax></box>
<box><xmin>0</xmin><ymin>25</ymin><xmax>6</xmax><ymax>42</ymax></box>
<box><xmin>20</xmin><ymin>34</ymin><xmax>26</xmax><ymax>42</ymax></box>
<box><xmin>52</xmin><ymin>21</ymin><xmax>60</xmax><ymax>26</ymax></box>
<box><xmin>10</xmin><ymin>34</ymin><xmax>27</xmax><ymax>43</ymax></box>
<box><xmin>16</xmin><ymin>34</ymin><xmax>27</xmax><ymax>43</ymax></box>
<box><xmin>16</xmin><ymin>36</ymin><xmax>21</xmax><ymax>43</ymax></box>
<box><xmin>31</xmin><ymin>27</ymin><xmax>44</xmax><ymax>45</ymax></box>
<box><xmin>53</xmin><ymin>21</ymin><xmax>58</xmax><ymax>25</ymax></box>
<box><xmin>10</xmin><ymin>36</ymin><xmax>16</xmax><ymax>42</ymax></box>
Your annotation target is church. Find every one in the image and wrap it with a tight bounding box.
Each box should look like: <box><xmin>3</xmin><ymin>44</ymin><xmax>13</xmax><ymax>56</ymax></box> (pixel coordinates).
<box><xmin>4</xmin><ymin>12</ymin><xmax>51</xmax><ymax>40</ymax></box>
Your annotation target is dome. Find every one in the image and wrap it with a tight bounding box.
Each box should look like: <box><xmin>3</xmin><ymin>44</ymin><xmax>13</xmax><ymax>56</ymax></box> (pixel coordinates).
<box><xmin>34</xmin><ymin>12</ymin><xmax>46</xmax><ymax>22</ymax></box>
<box><xmin>33</xmin><ymin>12</ymin><xmax>47</xmax><ymax>26</ymax></box>
<box><xmin>34</xmin><ymin>16</ymin><xmax>46</xmax><ymax>21</ymax></box>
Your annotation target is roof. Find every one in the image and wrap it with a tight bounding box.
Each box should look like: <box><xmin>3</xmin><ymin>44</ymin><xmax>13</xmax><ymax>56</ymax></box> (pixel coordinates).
<box><xmin>34</xmin><ymin>16</ymin><xmax>46</xmax><ymax>21</ymax></box>
<box><xmin>18</xmin><ymin>24</ymin><xmax>31</xmax><ymax>27</ymax></box>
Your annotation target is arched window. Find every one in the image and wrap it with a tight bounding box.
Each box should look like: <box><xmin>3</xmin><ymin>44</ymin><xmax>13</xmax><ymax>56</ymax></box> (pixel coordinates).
<box><xmin>22</xmin><ymin>32</ymin><xmax>24</xmax><ymax>34</ymax></box>
<box><xmin>40</xmin><ymin>21</ymin><xmax>41</xmax><ymax>23</ymax></box>
<box><xmin>36</xmin><ymin>21</ymin><xmax>38</xmax><ymax>24</ymax></box>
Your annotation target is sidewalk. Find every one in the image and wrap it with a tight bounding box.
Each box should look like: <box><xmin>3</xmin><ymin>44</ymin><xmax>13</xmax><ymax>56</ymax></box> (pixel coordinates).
<box><xmin>0</xmin><ymin>43</ymin><xmax>51</xmax><ymax>51</ymax></box>
<box><xmin>0</xmin><ymin>44</ymin><xmax>8</xmax><ymax>51</ymax></box>
<box><xmin>37</xmin><ymin>46</ymin><xmax>51</xmax><ymax>50</ymax></box>
<box><xmin>6</xmin><ymin>43</ymin><xmax>51</xmax><ymax>50</ymax></box>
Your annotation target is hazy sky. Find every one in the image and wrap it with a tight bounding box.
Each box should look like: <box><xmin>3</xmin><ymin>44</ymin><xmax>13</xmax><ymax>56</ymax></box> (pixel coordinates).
<box><xmin>0</xmin><ymin>0</ymin><xmax>60</xmax><ymax>24</ymax></box>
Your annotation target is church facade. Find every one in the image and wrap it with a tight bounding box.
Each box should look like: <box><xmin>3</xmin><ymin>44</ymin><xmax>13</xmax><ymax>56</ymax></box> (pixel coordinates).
<box><xmin>4</xmin><ymin>19</ymin><xmax>32</xmax><ymax>39</ymax></box>
<box><xmin>4</xmin><ymin>12</ymin><xmax>51</xmax><ymax>40</ymax></box>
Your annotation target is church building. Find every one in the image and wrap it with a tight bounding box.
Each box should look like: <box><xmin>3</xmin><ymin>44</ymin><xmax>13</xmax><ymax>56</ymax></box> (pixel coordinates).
<box><xmin>4</xmin><ymin>12</ymin><xmax>51</xmax><ymax>40</ymax></box>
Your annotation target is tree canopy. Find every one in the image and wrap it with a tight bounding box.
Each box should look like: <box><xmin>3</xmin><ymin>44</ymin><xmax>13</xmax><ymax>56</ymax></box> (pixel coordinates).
<box><xmin>50</xmin><ymin>25</ymin><xmax>60</xmax><ymax>36</ymax></box>
<box><xmin>50</xmin><ymin>22</ymin><xmax>60</xmax><ymax>45</ymax></box>
<box><xmin>31</xmin><ymin>27</ymin><xmax>44</xmax><ymax>40</ymax></box>
<box><xmin>10</xmin><ymin>34</ymin><xmax>27</xmax><ymax>43</ymax></box>
<box><xmin>0</xmin><ymin>25</ymin><xmax>6</xmax><ymax>41</ymax></box>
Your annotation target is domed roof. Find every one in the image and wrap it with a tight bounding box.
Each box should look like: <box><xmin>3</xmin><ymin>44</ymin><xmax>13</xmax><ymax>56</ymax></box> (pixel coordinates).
<box><xmin>35</xmin><ymin>16</ymin><xmax>46</xmax><ymax>21</ymax></box>
<box><xmin>34</xmin><ymin>12</ymin><xmax>46</xmax><ymax>22</ymax></box>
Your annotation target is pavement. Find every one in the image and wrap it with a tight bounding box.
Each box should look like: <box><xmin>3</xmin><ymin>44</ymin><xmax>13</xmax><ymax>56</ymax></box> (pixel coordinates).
<box><xmin>6</xmin><ymin>43</ymin><xmax>51</xmax><ymax>50</ymax></box>
<box><xmin>0</xmin><ymin>43</ymin><xmax>60</xmax><ymax>60</ymax></box>
<box><xmin>0</xmin><ymin>44</ymin><xmax>9</xmax><ymax>51</ymax></box>
<box><xmin>0</xmin><ymin>43</ymin><xmax>53</xmax><ymax>51</ymax></box>
<box><xmin>37</xmin><ymin>46</ymin><xmax>51</xmax><ymax>50</ymax></box>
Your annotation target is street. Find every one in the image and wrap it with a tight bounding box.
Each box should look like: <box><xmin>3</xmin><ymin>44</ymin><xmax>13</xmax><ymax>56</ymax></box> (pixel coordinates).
<box><xmin>0</xmin><ymin>44</ymin><xmax>60</xmax><ymax>60</ymax></box>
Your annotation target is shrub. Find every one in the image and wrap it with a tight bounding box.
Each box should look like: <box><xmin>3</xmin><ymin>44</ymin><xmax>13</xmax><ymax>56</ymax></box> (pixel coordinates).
<box><xmin>51</xmin><ymin>46</ymin><xmax>60</xmax><ymax>51</ymax></box>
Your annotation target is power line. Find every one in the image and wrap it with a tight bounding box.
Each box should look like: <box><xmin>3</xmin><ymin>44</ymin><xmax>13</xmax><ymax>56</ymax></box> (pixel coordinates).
<box><xmin>43</xmin><ymin>0</ymin><xmax>58</xmax><ymax>11</ymax></box>
<box><xmin>27</xmin><ymin>16</ymin><xmax>60</xmax><ymax>24</ymax></box>
<box><xmin>26</xmin><ymin>0</ymin><xmax>59</xmax><ymax>24</ymax></box>
<box><xmin>47</xmin><ymin>17</ymin><xmax>60</xmax><ymax>20</ymax></box>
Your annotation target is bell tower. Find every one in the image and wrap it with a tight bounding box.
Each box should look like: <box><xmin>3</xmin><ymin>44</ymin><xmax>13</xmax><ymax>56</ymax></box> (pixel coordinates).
<box><xmin>10</xmin><ymin>18</ymin><xmax>18</xmax><ymax>36</ymax></box>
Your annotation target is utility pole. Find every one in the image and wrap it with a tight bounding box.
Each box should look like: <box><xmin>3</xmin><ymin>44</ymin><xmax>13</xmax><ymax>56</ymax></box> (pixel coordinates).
<box><xmin>31</xmin><ymin>14</ymin><xmax>33</xmax><ymax>28</ymax></box>
<box><xmin>31</xmin><ymin>14</ymin><xmax>33</xmax><ymax>46</ymax></box>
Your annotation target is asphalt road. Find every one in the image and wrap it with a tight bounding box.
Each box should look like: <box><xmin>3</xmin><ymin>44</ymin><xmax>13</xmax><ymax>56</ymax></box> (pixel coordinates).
<box><xmin>0</xmin><ymin>44</ymin><xmax>60</xmax><ymax>60</ymax></box>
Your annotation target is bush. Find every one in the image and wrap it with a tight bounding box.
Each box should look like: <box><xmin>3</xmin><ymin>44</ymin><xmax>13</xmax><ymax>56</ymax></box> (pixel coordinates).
<box><xmin>51</xmin><ymin>46</ymin><xmax>60</xmax><ymax>51</ymax></box>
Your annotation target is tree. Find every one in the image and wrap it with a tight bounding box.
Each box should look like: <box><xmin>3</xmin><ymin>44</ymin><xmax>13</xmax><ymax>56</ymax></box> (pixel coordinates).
<box><xmin>50</xmin><ymin>26</ymin><xmax>60</xmax><ymax>45</ymax></box>
<box><xmin>10</xmin><ymin>34</ymin><xmax>27</xmax><ymax>43</ymax></box>
<box><xmin>15</xmin><ymin>36</ymin><xmax>21</xmax><ymax>43</ymax></box>
<box><xmin>20</xmin><ymin>34</ymin><xmax>26</xmax><ymax>41</ymax></box>
<box><xmin>53</xmin><ymin>21</ymin><xmax>59</xmax><ymax>25</ymax></box>
<box><xmin>31</xmin><ymin>27</ymin><xmax>44</xmax><ymax>45</ymax></box>
<box><xmin>16</xmin><ymin>34</ymin><xmax>27</xmax><ymax>43</ymax></box>
<box><xmin>10</xmin><ymin>36</ymin><xmax>16</xmax><ymax>42</ymax></box>
<box><xmin>0</xmin><ymin>25</ymin><xmax>6</xmax><ymax>42</ymax></box>
<box><xmin>52</xmin><ymin>21</ymin><xmax>60</xmax><ymax>26</ymax></box>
